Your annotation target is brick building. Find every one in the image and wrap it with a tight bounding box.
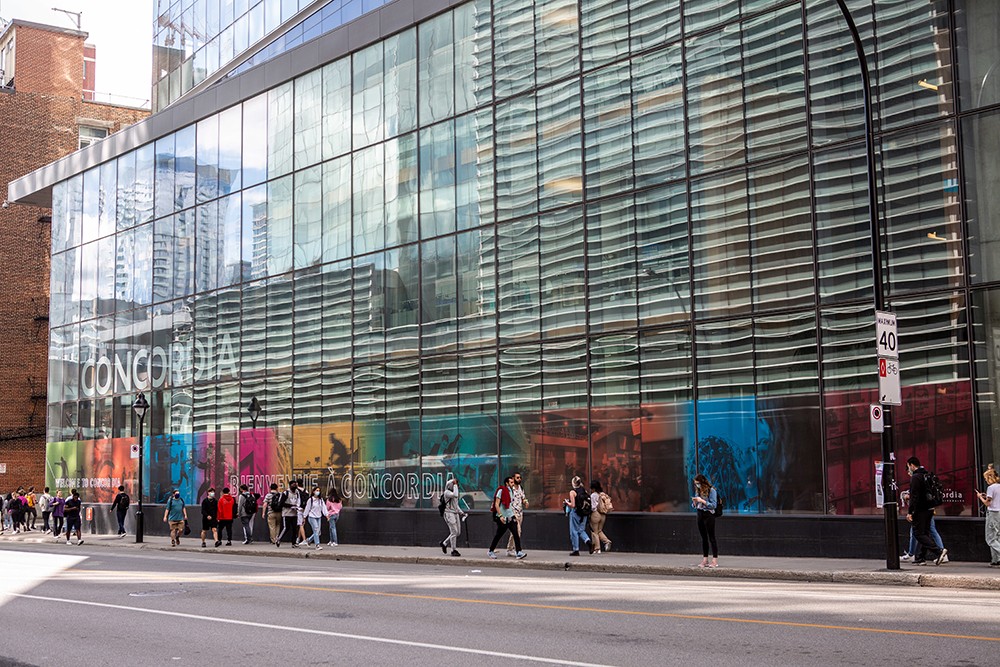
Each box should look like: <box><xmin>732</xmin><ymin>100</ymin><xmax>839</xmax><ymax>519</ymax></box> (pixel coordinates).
<box><xmin>0</xmin><ymin>19</ymin><xmax>147</xmax><ymax>490</ymax></box>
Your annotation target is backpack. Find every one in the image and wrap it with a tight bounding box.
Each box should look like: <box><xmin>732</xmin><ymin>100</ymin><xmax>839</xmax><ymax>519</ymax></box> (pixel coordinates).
<box><xmin>597</xmin><ymin>492</ymin><xmax>614</xmax><ymax>515</ymax></box>
<box><xmin>713</xmin><ymin>492</ymin><xmax>725</xmax><ymax>518</ymax></box>
<box><xmin>438</xmin><ymin>492</ymin><xmax>447</xmax><ymax>516</ymax></box>
<box><xmin>575</xmin><ymin>490</ymin><xmax>592</xmax><ymax>517</ymax></box>
<box><xmin>923</xmin><ymin>471</ymin><xmax>944</xmax><ymax>508</ymax></box>
<box><xmin>242</xmin><ymin>493</ymin><xmax>257</xmax><ymax>516</ymax></box>
<box><xmin>268</xmin><ymin>492</ymin><xmax>284</xmax><ymax>514</ymax></box>
<box><xmin>119</xmin><ymin>493</ymin><xmax>131</xmax><ymax>509</ymax></box>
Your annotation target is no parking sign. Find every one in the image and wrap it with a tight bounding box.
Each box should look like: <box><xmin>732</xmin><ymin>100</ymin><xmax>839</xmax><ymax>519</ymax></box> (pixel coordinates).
<box><xmin>869</xmin><ymin>404</ymin><xmax>884</xmax><ymax>433</ymax></box>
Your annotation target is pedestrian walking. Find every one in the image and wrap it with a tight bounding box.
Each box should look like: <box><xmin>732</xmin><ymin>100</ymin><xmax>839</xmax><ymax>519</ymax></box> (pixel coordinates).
<box><xmin>589</xmin><ymin>480</ymin><xmax>613</xmax><ymax>554</ymax></box>
<box><xmin>326</xmin><ymin>486</ymin><xmax>343</xmax><ymax>546</ymax></box>
<box><xmin>263</xmin><ymin>483</ymin><xmax>282</xmax><ymax>544</ymax></box>
<box><xmin>50</xmin><ymin>490</ymin><xmax>65</xmax><ymax>539</ymax></box>
<box><xmin>0</xmin><ymin>492</ymin><xmax>7</xmax><ymax>534</ymax></box>
<box><xmin>39</xmin><ymin>487</ymin><xmax>53</xmax><ymax>534</ymax></box>
<box><xmin>691</xmin><ymin>474</ymin><xmax>719</xmax><ymax>568</ymax></box>
<box><xmin>63</xmin><ymin>489</ymin><xmax>84</xmax><ymax>546</ymax></box>
<box><xmin>237</xmin><ymin>484</ymin><xmax>258</xmax><ymax>544</ymax></box>
<box><xmin>905</xmin><ymin>457</ymin><xmax>947</xmax><ymax>565</ymax></box>
<box><xmin>12</xmin><ymin>488</ymin><xmax>26</xmax><ymax>532</ymax></box>
<box><xmin>440</xmin><ymin>478</ymin><xmax>467</xmax><ymax>556</ymax></box>
<box><xmin>276</xmin><ymin>480</ymin><xmax>304</xmax><ymax>547</ymax></box>
<box><xmin>200</xmin><ymin>487</ymin><xmax>221</xmax><ymax>548</ymax></box>
<box><xmin>900</xmin><ymin>489</ymin><xmax>947</xmax><ymax>563</ymax></box>
<box><xmin>505</xmin><ymin>472</ymin><xmax>527</xmax><ymax>557</ymax></box>
<box><xmin>488</xmin><ymin>476</ymin><xmax>526</xmax><ymax>559</ymax></box>
<box><xmin>563</xmin><ymin>476</ymin><xmax>592</xmax><ymax>557</ymax></box>
<box><xmin>164</xmin><ymin>489</ymin><xmax>187</xmax><ymax>547</ymax></box>
<box><xmin>217</xmin><ymin>487</ymin><xmax>235</xmax><ymax>546</ymax></box>
<box><xmin>25</xmin><ymin>486</ymin><xmax>37</xmax><ymax>530</ymax></box>
<box><xmin>110</xmin><ymin>485</ymin><xmax>130</xmax><ymax>537</ymax></box>
<box><xmin>975</xmin><ymin>465</ymin><xmax>1000</xmax><ymax>567</ymax></box>
<box><xmin>302</xmin><ymin>485</ymin><xmax>328</xmax><ymax>549</ymax></box>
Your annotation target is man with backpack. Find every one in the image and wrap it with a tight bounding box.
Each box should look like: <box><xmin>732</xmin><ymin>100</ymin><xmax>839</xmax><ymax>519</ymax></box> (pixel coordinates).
<box><xmin>237</xmin><ymin>484</ymin><xmax>259</xmax><ymax>544</ymax></box>
<box><xmin>110</xmin><ymin>485</ymin><xmax>130</xmax><ymax>536</ymax></box>
<box><xmin>262</xmin><ymin>483</ymin><xmax>282</xmax><ymax>545</ymax></box>
<box><xmin>163</xmin><ymin>489</ymin><xmax>187</xmax><ymax>547</ymax></box>
<box><xmin>276</xmin><ymin>480</ymin><xmax>304</xmax><ymax>547</ymax></box>
<box><xmin>905</xmin><ymin>457</ymin><xmax>947</xmax><ymax>565</ymax></box>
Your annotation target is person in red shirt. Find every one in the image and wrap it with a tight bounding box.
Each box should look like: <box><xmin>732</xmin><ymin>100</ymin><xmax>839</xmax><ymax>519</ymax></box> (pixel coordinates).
<box><xmin>217</xmin><ymin>487</ymin><xmax>236</xmax><ymax>546</ymax></box>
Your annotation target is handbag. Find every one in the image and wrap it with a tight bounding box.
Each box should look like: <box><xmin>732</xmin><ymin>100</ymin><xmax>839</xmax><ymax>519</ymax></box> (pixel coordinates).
<box><xmin>183</xmin><ymin>519</ymin><xmax>191</xmax><ymax>535</ymax></box>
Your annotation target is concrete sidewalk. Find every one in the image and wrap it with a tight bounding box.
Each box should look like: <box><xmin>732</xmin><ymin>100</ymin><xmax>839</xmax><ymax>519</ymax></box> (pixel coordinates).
<box><xmin>3</xmin><ymin>529</ymin><xmax>998</xmax><ymax>591</ymax></box>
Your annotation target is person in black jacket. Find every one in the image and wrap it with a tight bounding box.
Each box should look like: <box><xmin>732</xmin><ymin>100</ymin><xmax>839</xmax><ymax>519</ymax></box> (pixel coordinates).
<box><xmin>905</xmin><ymin>457</ymin><xmax>947</xmax><ymax>565</ymax></box>
<box><xmin>200</xmin><ymin>488</ymin><xmax>221</xmax><ymax>548</ymax></box>
<box><xmin>109</xmin><ymin>485</ymin><xmax>130</xmax><ymax>537</ymax></box>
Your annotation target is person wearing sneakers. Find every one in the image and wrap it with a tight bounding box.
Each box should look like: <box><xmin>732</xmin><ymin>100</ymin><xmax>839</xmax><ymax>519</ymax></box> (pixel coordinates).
<box><xmin>691</xmin><ymin>474</ymin><xmax>718</xmax><ymax>568</ymax></box>
<box><xmin>276</xmin><ymin>480</ymin><xmax>304</xmax><ymax>547</ymax></box>
<box><xmin>302</xmin><ymin>485</ymin><xmax>328</xmax><ymax>549</ymax></box>
<box><xmin>564</xmin><ymin>476</ymin><xmax>593</xmax><ymax>557</ymax></box>
<box><xmin>440</xmin><ymin>477</ymin><xmax>467</xmax><ymax>557</ymax></box>
<box><xmin>488</xmin><ymin>476</ymin><xmax>526</xmax><ymax>560</ymax></box>
<box><xmin>50</xmin><ymin>490</ymin><xmax>65</xmax><ymax>539</ymax></box>
<box><xmin>326</xmin><ymin>486</ymin><xmax>343</xmax><ymax>546</ymax></box>
<box><xmin>63</xmin><ymin>489</ymin><xmax>83</xmax><ymax>546</ymax></box>
<box><xmin>164</xmin><ymin>489</ymin><xmax>187</xmax><ymax>547</ymax></box>
<box><xmin>237</xmin><ymin>484</ymin><xmax>258</xmax><ymax>544</ymax></box>
<box><xmin>589</xmin><ymin>479</ymin><xmax>612</xmax><ymax>554</ymax></box>
<box><xmin>200</xmin><ymin>487</ymin><xmax>222</xmax><ymax>548</ymax></box>
<box><xmin>262</xmin><ymin>483</ymin><xmax>282</xmax><ymax>545</ymax></box>
<box><xmin>38</xmin><ymin>487</ymin><xmax>53</xmax><ymax>534</ymax></box>
<box><xmin>505</xmin><ymin>472</ymin><xmax>527</xmax><ymax>557</ymax></box>
<box><xmin>217</xmin><ymin>488</ymin><xmax>236</xmax><ymax>546</ymax></box>
<box><xmin>905</xmin><ymin>457</ymin><xmax>947</xmax><ymax>566</ymax></box>
<box><xmin>110</xmin><ymin>485</ymin><xmax>130</xmax><ymax>537</ymax></box>
<box><xmin>975</xmin><ymin>465</ymin><xmax>1000</xmax><ymax>567</ymax></box>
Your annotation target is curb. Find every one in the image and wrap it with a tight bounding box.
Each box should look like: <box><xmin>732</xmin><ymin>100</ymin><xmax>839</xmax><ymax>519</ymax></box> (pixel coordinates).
<box><xmin>6</xmin><ymin>535</ymin><xmax>998</xmax><ymax>591</ymax></box>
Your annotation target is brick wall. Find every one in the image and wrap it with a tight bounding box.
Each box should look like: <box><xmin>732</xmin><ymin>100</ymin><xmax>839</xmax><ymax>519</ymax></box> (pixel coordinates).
<box><xmin>0</xmin><ymin>22</ymin><xmax>148</xmax><ymax>492</ymax></box>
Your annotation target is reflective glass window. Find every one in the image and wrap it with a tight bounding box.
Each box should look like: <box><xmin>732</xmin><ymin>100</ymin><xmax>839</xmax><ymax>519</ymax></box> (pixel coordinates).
<box><xmin>243</xmin><ymin>93</ymin><xmax>267</xmax><ymax>187</ymax></box>
<box><xmin>539</xmin><ymin>207</ymin><xmax>585</xmax><ymax>339</ymax></box>
<box><xmin>322</xmin><ymin>58</ymin><xmax>352</xmax><ymax>160</ymax></box>
<box><xmin>685</xmin><ymin>28</ymin><xmax>744</xmax><ymax>175</ymax></box>
<box><xmin>197</xmin><ymin>113</ymin><xmax>220</xmax><ymax>205</ymax></box>
<box><xmin>587</xmin><ymin>196</ymin><xmax>637</xmax><ymax>332</ymax></box>
<box><xmin>385</xmin><ymin>132</ymin><xmax>419</xmax><ymax>247</ymax></box>
<box><xmin>353</xmin><ymin>42</ymin><xmax>384</xmax><ymax>148</ymax></box>
<box><xmin>294</xmin><ymin>69</ymin><xmax>323</xmax><ymax>170</ymax></box>
<box><xmin>419</xmin><ymin>119</ymin><xmax>456</xmax><ymax>239</ymax></box>
<box><xmin>385</xmin><ymin>29</ymin><xmax>417</xmax><ymax>137</ymax></box>
<box><xmin>498</xmin><ymin>217</ymin><xmax>540</xmax><ymax>344</ymax></box>
<box><xmin>636</xmin><ymin>184</ymin><xmax>689</xmax><ymax>327</ymax></box>
<box><xmin>294</xmin><ymin>166</ymin><xmax>323</xmax><ymax>269</ymax></box>
<box><xmin>955</xmin><ymin>0</ymin><xmax>1000</xmax><ymax>109</ymax></box>
<box><xmin>454</xmin><ymin>0</ymin><xmax>492</xmax><ymax>114</ymax></box>
<box><xmin>267</xmin><ymin>175</ymin><xmax>293</xmax><ymax>276</ymax></box>
<box><xmin>964</xmin><ymin>110</ymin><xmax>1000</xmax><ymax>283</ymax></box>
<box><xmin>268</xmin><ymin>81</ymin><xmax>294</xmax><ymax>178</ymax></box>
<box><xmin>323</xmin><ymin>154</ymin><xmax>352</xmax><ymax>263</ymax></box>
<box><xmin>495</xmin><ymin>94</ymin><xmax>538</xmax><ymax>220</ymax></box>
<box><xmin>583</xmin><ymin>62</ymin><xmax>633</xmax><ymax>199</ymax></box>
<box><xmin>691</xmin><ymin>170</ymin><xmax>750</xmax><ymax>316</ymax></box>
<box><xmin>537</xmin><ymin>81</ymin><xmax>582</xmax><ymax>211</ymax></box>
<box><xmin>457</xmin><ymin>227</ymin><xmax>496</xmax><ymax>349</ymax></box>
<box><xmin>631</xmin><ymin>46</ymin><xmax>684</xmax><ymax>189</ymax></box>
<box><xmin>494</xmin><ymin>0</ymin><xmax>535</xmax><ymax>98</ymax></box>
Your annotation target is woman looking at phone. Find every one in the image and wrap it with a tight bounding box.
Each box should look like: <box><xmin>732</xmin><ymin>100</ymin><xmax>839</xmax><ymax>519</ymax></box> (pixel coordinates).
<box><xmin>975</xmin><ymin>465</ymin><xmax>1000</xmax><ymax>567</ymax></box>
<box><xmin>691</xmin><ymin>474</ymin><xmax>719</xmax><ymax>568</ymax></box>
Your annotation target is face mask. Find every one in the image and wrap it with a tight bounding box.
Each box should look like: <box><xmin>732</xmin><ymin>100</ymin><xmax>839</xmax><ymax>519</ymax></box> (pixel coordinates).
<box><xmin>208</xmin><ymin>492</ymin><xmax>215</xmax><ymax>498</ymax></box>
<box><xmin>174</xmin><ymin>493</ymin><xmax>180</xmax><ymax>499</ymax></box>
<box><xmin>314</xmin><ymin>491</ymin><xmax>321</xmax><ymax>497</ymax></box>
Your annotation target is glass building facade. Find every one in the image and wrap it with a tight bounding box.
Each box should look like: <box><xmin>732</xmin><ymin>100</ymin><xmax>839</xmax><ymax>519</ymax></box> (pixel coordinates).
<box><xmin>35</xmin><ymin>0</ymin><xmax>1000</xmax><ymax>523</ymax></box>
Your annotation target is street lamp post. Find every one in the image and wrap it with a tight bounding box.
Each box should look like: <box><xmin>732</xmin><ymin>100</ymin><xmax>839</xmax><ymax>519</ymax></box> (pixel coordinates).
<box><xmin>832</xmin><ymin>0</ymin><xmax>900</xmax><ymax>570</ymax></box>
<box><xmin>247</xmin><ymin>396</ymin><xmax>261</xmax><ymax>428</ymax></box>
<box><xmin>132</xmin><ymin>393</ymin><xmax>149</xmax><ymax>544</ymax></box>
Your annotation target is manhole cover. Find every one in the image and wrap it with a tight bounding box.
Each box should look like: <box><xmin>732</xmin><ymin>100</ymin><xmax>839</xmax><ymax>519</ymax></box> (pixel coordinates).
<box><xmin>129</xmin><ymin>590</ymin><xmax>186</xmax><ymax>597</ymax></box>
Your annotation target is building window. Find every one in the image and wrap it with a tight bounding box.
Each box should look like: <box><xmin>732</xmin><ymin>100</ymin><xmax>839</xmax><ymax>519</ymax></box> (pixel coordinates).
<box><xmin>79</xmin><ymin>126</ymin><xmax>109</xmax><ymax>150</ymax></box>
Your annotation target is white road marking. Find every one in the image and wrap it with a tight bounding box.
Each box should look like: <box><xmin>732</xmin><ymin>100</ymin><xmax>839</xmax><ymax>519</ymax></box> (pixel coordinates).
<box><xmin>0</xmin><ymin>549</ymin><xmax>86</xmax><ymax>608</ymax></box>
<box><xmin>9</xmin><ymin>592</ymin><xmax>616</xmax><ymax>667</ymax></box>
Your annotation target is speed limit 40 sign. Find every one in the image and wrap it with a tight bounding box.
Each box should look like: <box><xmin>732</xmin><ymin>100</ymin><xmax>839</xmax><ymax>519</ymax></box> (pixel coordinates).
<box><xmin>876</xmin><ymin>311</ymin><xmax>898</xmax><ymax>359</ymax></box>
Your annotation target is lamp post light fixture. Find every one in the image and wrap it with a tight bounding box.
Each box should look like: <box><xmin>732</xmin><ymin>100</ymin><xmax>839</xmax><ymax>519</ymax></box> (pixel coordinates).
<box><xmin>247</xmin><ymin>396</ymin><xmax>261</xmax><ymax>429</ymax></box>
<box><xmin>832</xmin><ymin>0</ymin><xmax>900</xmax><ymax>571</ymax></box>
<box><xmin>132</xmin><ymin>392</ymin><xmax>149</xmax><ymax>544</ymax></box>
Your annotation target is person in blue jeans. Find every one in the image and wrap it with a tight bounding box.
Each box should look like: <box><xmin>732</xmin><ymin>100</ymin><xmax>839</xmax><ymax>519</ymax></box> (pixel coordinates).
<box><xmin>302</xmin><ymin>485</ymin><xmax>328</xmax><ymax>550</ymax></box>
<box><xmin>900</xmin><ymin>491</ymin><xmax>946</xmax><ymax>562</ymax></box>
<box><xmin>564</xmin><ymin>476</ymin><xmax>593</xmax><ymax>556</ymax></box>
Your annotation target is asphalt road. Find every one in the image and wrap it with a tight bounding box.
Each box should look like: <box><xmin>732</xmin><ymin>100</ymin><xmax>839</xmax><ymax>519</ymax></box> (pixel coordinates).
<box><xmin>0</xmin><ymin>544</ymin><xmax>997</xmax><ymax>666</ymax></box>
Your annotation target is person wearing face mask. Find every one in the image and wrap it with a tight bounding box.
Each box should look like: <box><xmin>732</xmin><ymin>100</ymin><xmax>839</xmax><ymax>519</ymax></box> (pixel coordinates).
<box><xmin>276</xmin><ymin>480</ymin><xmax>304</xmax><ymax>547</ymax></box>
<box><xmin>164</xmin><ymin>489</ymin><xmax>187</xmax><ymax>547</ymax></box>
<box><xmin>217</xmin><ymin>487</ymin><xmax>236</xmax><ymax>546</ymax></box>
<box><xmin>302</xmin><ymin>486</ymin><xmax>329</xmax><ymax>549</ymax></box>
<box><xmin>200</xmin><ymin>487</ymin><xmax>221</xmax><ymax>548</ymax></box>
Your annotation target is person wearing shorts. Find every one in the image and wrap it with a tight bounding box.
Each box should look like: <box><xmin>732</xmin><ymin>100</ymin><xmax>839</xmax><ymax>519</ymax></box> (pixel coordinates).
<box><xmin>63</xmin><ymin>489</ymin><xmax>83</xmax><ymax>546</ymax></box>
<box><xmin>200</xmin><ymin>488</ymin><xmax>221</xmax><ymax>548</ymax></box>
<box><xmin>163</xmin><ymin>489</ymin><xmax>187</xmax><ymax>547</ymax></box>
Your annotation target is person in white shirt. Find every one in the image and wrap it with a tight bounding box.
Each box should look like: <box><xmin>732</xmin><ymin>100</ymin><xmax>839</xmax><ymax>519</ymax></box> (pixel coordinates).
<box><xmin>302</xmin><ymin>486</ymin><xmax>329</xmax><ymax>550</ymax></box>
<box><xmin>38</xmin><ymin>487</ymin><xmax>53</xmax><ymax>534</ymax></box>
<box><xmin>440</xmin><ymin>478</ymin><xmax>467</xmax><ymax>557</ymax></box>
<box><xmin>975</xmin><ymin>465</ymin><xmax>1000</xmax><ymax>567</ymax></box>
<box><xmin>505</xmin><ymin>472</ymin><xmax>527</xmax><ymax>557</ymax></box>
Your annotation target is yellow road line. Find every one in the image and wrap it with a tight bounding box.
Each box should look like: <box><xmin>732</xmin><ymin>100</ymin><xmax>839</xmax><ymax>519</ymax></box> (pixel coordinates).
<box><xmin>64</xmin><ymin>568</ymin><xmax>999</xmax><ymax>643</ymax></box>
